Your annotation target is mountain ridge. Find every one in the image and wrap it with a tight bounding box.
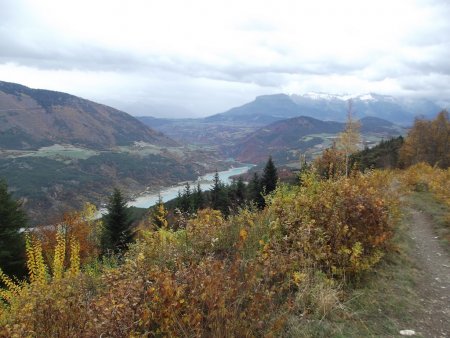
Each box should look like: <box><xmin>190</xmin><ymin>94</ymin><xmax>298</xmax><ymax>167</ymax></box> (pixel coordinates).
<box><xmin>205</xmin><ymin>92</ymin><xmax>442</xmax><ymax>125</ymax></box>
<box><xmin>0</xmin><ymin>80</ymin><xmax>177</xmax><ymax>150</ymax></box>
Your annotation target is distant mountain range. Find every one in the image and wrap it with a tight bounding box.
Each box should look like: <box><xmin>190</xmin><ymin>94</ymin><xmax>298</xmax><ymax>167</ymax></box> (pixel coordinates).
<box><xmin>206</xmin><ymin>92</ymin><xmax>442</xmax><ymax>125</ymax></box>
<box><xmin>0</xmin><ymin>81</ymin><xmax>176</xmax><ymax>150</ymax></box>
<box><xmin>225</xmin><ymin>115</ymin><xmax>406</xmax><ymax>163</ymax></box>
<box><xmin>138</xmin><ymin>92</ymin><xmax>441</xmax><ymax>150</ymax></box>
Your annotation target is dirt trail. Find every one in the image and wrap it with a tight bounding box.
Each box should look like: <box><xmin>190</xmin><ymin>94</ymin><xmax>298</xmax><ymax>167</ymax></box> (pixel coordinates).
<box><xmin>408</xmin><ymin>208</ymin><xmax>450</xmax><ymax>338</ymax></box>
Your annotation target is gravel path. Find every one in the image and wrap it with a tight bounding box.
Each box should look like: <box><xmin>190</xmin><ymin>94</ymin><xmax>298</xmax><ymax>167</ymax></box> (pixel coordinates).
<box><xmin>408</xmin><ymin>208</ymin><xmax>450</xmax><ymax>338</ymax></box>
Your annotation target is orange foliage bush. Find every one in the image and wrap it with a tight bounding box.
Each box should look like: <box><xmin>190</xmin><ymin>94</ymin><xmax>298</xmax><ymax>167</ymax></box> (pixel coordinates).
<box><xmin>35</xmin><ymin>203</ymin><xmax>101</xmax><ymax>267</ymax></box>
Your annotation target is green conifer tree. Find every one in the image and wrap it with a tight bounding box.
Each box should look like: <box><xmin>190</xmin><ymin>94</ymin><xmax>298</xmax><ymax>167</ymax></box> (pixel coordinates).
<box><xmin>234</xmin><ymin>177</ymin><xmax>246</xmax><ymax>208</ymax></box>
<box><xmin>192</xmin><ymin>182</ymin><xmax>204</xmax><ymax>211</ymax></box>
<box><xmin>210</xmin><ymin>171</ymin><xmax>222</xmax><ymax>211</ymax></box>
<box><xmin>0</xmin><ymin>180</ymin><xmax>27</xmax><ymax>277</ymax></box>
<box><xmin>210</xmin><ymin>171</ymin><xmax>229</xmax><ymax>215</ymax></box>
<box><xmin>102</xmin><ymin>188</ymin><xmax>133</xmax><ymax>254</ymax></box>
<box><xmin>262</xmin><ymin>156</ymin><xmax>278</xmax><ymax>194</ymax></box>
<box><xmin>180</xmin><ymin>182</ymin><xmax>192</xmax><ymax>213</ymax></box>
<box><xmin>248</xmin><ymin>172</ymin><xmax>265</xmax><ymax>209</ymax></box>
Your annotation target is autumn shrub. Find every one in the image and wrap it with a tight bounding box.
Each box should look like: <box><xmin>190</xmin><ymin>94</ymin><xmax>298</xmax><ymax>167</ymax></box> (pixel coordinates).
<box><xmin>314</xmin><ymin>145</ymin><xmax>346</xmax><ymax>179</ymax></box>
<box><xmin>34</xmin><ymin>203</ymin><xmax>102</xmax><ymax>267</ymax></box>
<box><xmin>399</xmin><ymin>163</ymin><xmax>450</xmax><ymax>203</ymax></box>
<box><xmin>266</xmin><ymin>170</ymin><xmax>398</xmax><ymax>279</ymax></box>
<box><xmin>426</xmin><ymin>167</ymin><xmax>450</xmax><ymax>208</ymax></box>
<box><xmin>0</xmin><ymin>170</ymin><xmax>399</xmax><ymax>336</ymax></box>
<box><xmin>1</xmin><ymin>275</ymin><xmax>94</xmax><ymax>337</ymax></box>
<box><xmin>0</xmin><ymin>233</ymin><xmax>85</xmax><ymax>337</ymax></box>
<box><xmin>400</xmin><ymin>163</ymin><xmax>450</xmax><ymax>227</ymax></box>
<box><xmin>398</xmin><ymin>162</ymin><xmax>435</xmax><ymax>192</ymax></box>
<box><xmin>185</xmin><ymin>208</ymin><xmax>228</xmax><ymax>257</ymax></box>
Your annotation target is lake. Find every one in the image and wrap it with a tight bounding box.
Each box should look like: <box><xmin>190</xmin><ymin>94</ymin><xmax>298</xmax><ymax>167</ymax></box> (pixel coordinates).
<box><xmin>128</xmin><ymin>164</ymin><xmax>253</xmax><ymax>209</ymax></box>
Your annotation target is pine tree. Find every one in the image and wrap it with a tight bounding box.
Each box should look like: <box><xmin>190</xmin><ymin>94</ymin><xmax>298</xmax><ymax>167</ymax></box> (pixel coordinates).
<box><xmin>248</xmin><ymin>172</ymin><xmax>265</xmax><ymax>209</ymax></box>
<box><xmin>234</xmin><ymin>176</ymin><xmax>246</xmax><ymax>208</ymax></box>
<box><xmin>262</xmin><ymin>156</ymin><xmax>278</xmax><ymax>194</ymax></box>
<box><xmin>179</xmin><ymin>182</ymin><xmax>192</xmax><ymax>213</ymax></box>
<box><xmin>192</xmin><ymin>182</ymin><xmax>204</xmax><ymax>211</ymax></box>
<box><xmin>0</xmin><ymin>180</ymin><xmax>27</xmax><ymax>277</ymax></box>
<box><xmin>176</xmin><ymin>190</ymin><xmax>183</xmax><ymax>210</ymax></box>
<box><xmin>210</xmin><ymin>171</ymin><xmax>222</xmax><ymax>211</ymax></box>
<box><xmin>102</xmin><ymin>188</ymin><xmax>133</xmax><ymax>254</ymax></box>
<box><xmin>210</xmin><ymin>171</ymin><xmax>229</xmax><ymax>215</ymax></box>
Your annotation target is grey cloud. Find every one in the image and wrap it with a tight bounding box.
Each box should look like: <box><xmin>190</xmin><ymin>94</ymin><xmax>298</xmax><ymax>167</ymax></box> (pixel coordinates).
<box><xmin>0</xmin><ymin>33</ymin><xmax>146</xmax><ymax>72</ymax></box>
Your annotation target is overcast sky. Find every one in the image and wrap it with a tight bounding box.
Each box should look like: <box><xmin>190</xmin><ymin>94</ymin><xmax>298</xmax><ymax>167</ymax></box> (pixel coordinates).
<box><xmin>0</xmin><ymin>0</ymin><xmax>449</xmax><ymax>117</ymax></box>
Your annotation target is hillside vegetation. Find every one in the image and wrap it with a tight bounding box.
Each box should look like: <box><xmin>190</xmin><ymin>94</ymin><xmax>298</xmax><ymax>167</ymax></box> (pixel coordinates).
<box><xmin>0</xmin><ymin>111</ymin><xmax>448</xmax><ymax>336</ymax></box>
<box><xmin>0</xmin><ymin>169</ymin><xmax>399</xmax><ymax>336</ymax></box>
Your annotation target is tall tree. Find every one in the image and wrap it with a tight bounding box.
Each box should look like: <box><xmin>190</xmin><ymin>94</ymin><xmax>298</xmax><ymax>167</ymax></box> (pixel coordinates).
<box><xmin>0</xmin><ymin>180</ymin><xmax>27</xmax><ymax>277</ymax></box>
<box><xmin>192</xmin><ymin>182</ymin><xmax>204</xmax><ymax>211</ymax></box>
<box><xmin>210</xmin><ymin>171</ymin><xmax>222</xmax><ymax>211</ymax></box>
<box><xmin>234</xmin><ymin>177</ymin><xmax>246</xmax><ymax>208</ymax></box>
<box><xmin>248</xmin><ymin>172</ymin><xmax>265</xmax><ymax>209</ymax></box>
<box><xmin>431</xmin><ymin>111</ymin><xmax>450</xmax><ymax>168</ymax></box>
<box><xmin>179</xmin><ymin>182</ymin><xmax>192</xmax><ymax>213</ymax></box>
<box><xmin>210</xmin><ymin>171</ymin><xmax>229</xmax><ymax>215</ymax></box>
<box><xmin>337</xmin><ymin>100</ymin><xmax>361</xmax><ymax>177</ymax></box>
<box><xmin>102</xmin><ymin>188</ymin><xmax>133</xmax><ymax>254</ymax></box>
<box><xmin>262</xmin><ymin>156</ymin><xmax>278</xmax><ymax>194</ymax></box>
<box><xmin>400</xmin><ymin>111</ymin><xmax>450</xmax><ymax>168</ymax></box>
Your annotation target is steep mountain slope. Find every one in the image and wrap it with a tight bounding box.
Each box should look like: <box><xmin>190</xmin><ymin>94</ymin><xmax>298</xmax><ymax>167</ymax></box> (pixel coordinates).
<box><xmin>0</xmin><ymin>81</ymin><xmax>176</xmax><ymax>150</ymax></box>
<box><xmin>228</xmin><ymin>116</ymin><xmax>406</xmax><ymax>164</ymax></box>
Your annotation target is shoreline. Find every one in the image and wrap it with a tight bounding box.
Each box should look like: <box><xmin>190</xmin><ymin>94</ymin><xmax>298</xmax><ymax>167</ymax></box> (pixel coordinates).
<box><xmin>97</xmin><ymin>163</ymin><xmax>254</xmax><ymax>216</ymax></box>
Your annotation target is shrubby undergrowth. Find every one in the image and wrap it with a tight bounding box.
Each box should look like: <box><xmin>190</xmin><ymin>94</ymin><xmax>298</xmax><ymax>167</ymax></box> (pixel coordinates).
<box><xmin>1</xmin><ymin>171</ymin><xmax>399</xmax><ymax>337</ymax></box>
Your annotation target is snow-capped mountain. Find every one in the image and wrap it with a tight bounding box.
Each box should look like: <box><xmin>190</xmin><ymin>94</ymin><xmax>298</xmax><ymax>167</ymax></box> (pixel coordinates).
<box><xmin>301</xmin><ymin>92</ymin><xmax>374</xmax><ymax>101</ymax></box>
<box><xmin>204</xmin><ymin>92</ymin><xmax>442</xmax><ymax>126</ymax></box>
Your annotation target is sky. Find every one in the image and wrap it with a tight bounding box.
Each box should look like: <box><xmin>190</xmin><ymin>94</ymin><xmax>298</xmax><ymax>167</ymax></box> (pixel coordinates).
<box><xmin>0</xmin><ymin>0</ymin><xmax>449</xmax><ymax>117</ymax></box>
